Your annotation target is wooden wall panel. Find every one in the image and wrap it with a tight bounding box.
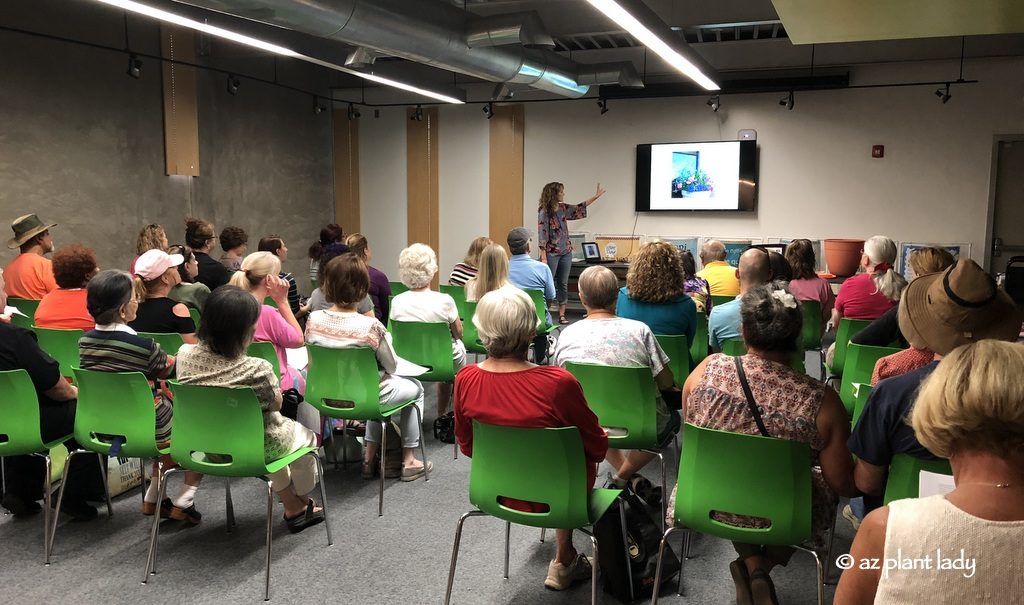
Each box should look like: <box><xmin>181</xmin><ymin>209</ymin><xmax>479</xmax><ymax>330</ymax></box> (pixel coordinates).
<box><xmin>407</xmin><ymin>106</ymin><xmax>440</xmax><ymax>288</ymax></box>
<box><xmin>333</xmin><ymin>111</ymin><xmax>360</xmax><ymax>232</ymax></box>
<box><xmin>160</xmin><ymin>25</ymin><xmax>200</xmax><ymax>176</ymax></box>
<box><xmin>488</xmin><ymin>104</ymin><xmax>525</xmax><ymax>253</ymax></box>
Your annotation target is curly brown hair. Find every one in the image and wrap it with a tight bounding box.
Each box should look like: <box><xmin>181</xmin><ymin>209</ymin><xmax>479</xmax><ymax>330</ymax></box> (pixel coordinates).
<box><xmin>135</xmin><ymin>224</ymin><xmax>167</xmax><ymax>255</ymax></box>
<box><xmin>52</xmin><ymin>244</ymin><xmax>98</xmax><ymax>289</ymax></box>
<box><xmin>625</xmin><ymin>241</ymin><xmax>686</xmax><ymax>303</ymax></box>
<box><xmin>538</xmin><ymin>182</ymin><xmax>563</xmax><ymax>217</ymax></box>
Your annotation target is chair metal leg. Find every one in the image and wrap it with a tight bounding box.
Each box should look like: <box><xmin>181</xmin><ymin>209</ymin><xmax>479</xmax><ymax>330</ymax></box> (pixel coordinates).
<box><xmin>824</xmin><ymin>507</ymin><xmax>838</xmax><ymax>584</ymax></box>
<box><xmin>578</xmin><ymin>528</ymin><xmax>600</xmax><ymax>605</ymax></box>
<box><xmin>794</xmin><ymin>544</ymin><xmax>826</xmax><ymax>605</ymax></box>
<box><xmin>312</xmin><ymin>453</ymin><xmax>333</xmax><ymax>546</ymax></box>
<box><xmin>444</xmin><ymin>510</ymin><xmax>487</xmax><ymax>605</ymax></box>
<box><xmin>1</xmin><ymin>457</ymin><xmax>7</xmax><ymax>506</ymax></box>
<box><xmin>42</xmin><ymin>454</ymin><xmax>52</xmax><ymax>565</ymax></box>
<box><xmin>650</xmin><ymin>526</ymin><xmax>683</xmax><ymax>605</ymax></box>
<box><xmin>98</xmin><ymin>452</ymin><xmax>113</xmax><ymax>518</ymax></box>
<box><xmin>617</xmin><ymin>500</ymin><xmax>634</xmax><ymax>601</ymax></box>
<box><xmin>225</xmin><ymin>478</ymin><xmax>236</xmax><ymax>533</ymax></box>
<box><xmin>503</xmin><ymin>521</ymin><xmax>511</xmax><ymax>579</ymax></box>
<box><xmin>679</xmin><ymin>531</ymin><xmax>692</xmax><ymax>595</ymax></box>
<box><xmin>264</xmin><ymin>479</ymin><xmax>273</xmax><ymax>601</ymax></box>
<box><xmin>378</xmin><ymin>422</ymin><xmax>387</xmax><ymax>517</ymax></box>
<box><xmin>338</xmin><ymin>428</ymin><xmax>346</xmax><ymax>471</ymax></box>
<box><xmin>539</xmin><ymin>528</ymin><xmax>546</xmax><ymax>543</ymax></box>
<box><xmin>48</xmin><ymin>449</ymin><xmax>78</xmax><ymax>557</ymax></box>
<box><xmin>139</xmin><ymin>457</ymin><xmax>146</xmax><ymax>510</ymax></box>
<box><xmin>144</xmin><ymin>465</ymin><xmax>177</xmax><ymax>581</ymax></box>
<box><xmin>656</xmin><ymin>451</ymin><xmax>667</xmax><ymax>533</ymax></box>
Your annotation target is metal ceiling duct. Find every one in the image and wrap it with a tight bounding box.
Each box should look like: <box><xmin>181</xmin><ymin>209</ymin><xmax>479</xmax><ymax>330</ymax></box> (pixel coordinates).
<box><xmin>170</xmin><ymin>0</ymin><xmax>643</xmax><ymax>97</ymax></box>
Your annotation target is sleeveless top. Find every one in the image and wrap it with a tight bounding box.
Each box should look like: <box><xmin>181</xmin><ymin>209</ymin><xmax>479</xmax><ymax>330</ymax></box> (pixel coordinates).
<box><xmin>875</xmin><ymin>495</ymin><xmax>1024</xmax><ymax>604</ymax></box>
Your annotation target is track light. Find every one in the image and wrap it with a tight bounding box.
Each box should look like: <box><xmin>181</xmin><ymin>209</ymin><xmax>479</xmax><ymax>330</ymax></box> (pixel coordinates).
<box><xmin>226</xmin><ymin>74</ymin><xmax>240</xmax><ymax>95</ymax></box>
<box><xmin>707</xmin><ymin>95</ymin><xmax>720</xmax><ymax>113</ymax></box>
<box><xmin>597</xmin><ymin>98</ymin><xmax>608</xmax><ymax>115</ymax></box>
<box><xmin>779</xmin><ymin>90</ymin><xmax>794</xmax><ymax>110</ymax></box>
<box><xmin>483</xmin><ymin>102</ymin><xmax>494</xmax><ymax>119</ymax></box>
<box><xmin>126</xmin><ymin>54</ymin><xmax>142</xmax><ymax>79</ymax></box>
<box><xmin>313</xmin><ymin>96</ymin><xmax>327</xmax><ymax>114</ymax></box>
<box><xmin>410</xmin><ymin>105</ymin><xmax>424</xmax><ymax>121</ymax></box>
<box><xmin>935</xmin><ymin>83</ymin><xmax>951</xmax><ymax>104</ymax></box>
<box><xmin>347</xmin><ymin>103</ymin><xmax>361</xmax><ymax>120</ymax></box>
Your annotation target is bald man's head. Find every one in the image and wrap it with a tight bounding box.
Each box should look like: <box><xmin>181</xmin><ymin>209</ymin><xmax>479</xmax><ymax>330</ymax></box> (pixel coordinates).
<box><xmin>701</xmin><ymin>239</ymin><xmax>726</xmax><ymax>263</ymax></box>
<box><xmin>738</xmin><ymin>248</ymin><xmax>772</xmax><ymax>292</ymax></box>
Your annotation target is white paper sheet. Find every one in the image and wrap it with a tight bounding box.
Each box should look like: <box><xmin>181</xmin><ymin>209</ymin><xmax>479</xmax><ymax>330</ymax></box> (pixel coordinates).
<box><xmin>285</xmin><ymin>347</ymin><xmax>308</xmax><ymax>372</ymax></box>
<box><xmin>4</xmin><ymin>306</ymin><xmax>27</xmax><ymax>317</ymax></box>
<box><xmin>394</xmin><ymin>356</ymin><xmax>429</xmax><ymax>377</ymax></box>
<box><xmin>918</xmin><ymin>469</ymin><xmax>956</xmax><ymax>498</ymax></box>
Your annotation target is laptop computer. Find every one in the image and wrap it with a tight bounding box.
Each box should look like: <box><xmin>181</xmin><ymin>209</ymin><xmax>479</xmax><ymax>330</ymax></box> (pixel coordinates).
<box><xmin>582</xmin><ymin>241</ymin><xmax>614</xmax><ymax>264</ymax></box>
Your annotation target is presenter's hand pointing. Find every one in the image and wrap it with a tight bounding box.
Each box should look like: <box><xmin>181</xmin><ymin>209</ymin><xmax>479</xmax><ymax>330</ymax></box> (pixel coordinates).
<box><xmin>595</xmin><ymin>183</ymin><xmax>606</xmax><ymax>198</ymax></box>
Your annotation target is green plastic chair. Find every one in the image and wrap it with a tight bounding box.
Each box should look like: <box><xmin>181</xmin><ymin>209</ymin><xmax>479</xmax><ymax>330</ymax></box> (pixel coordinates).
<box><xmin>459</xmin><ymin>300</ymin><xmax>487</xmax><ymax>356</ymax></box>
<box><xmin>690</xmin><ymin>312</ymin><xmax>709</xmax><ymax>365</ymax></box>
<box><xmin>0</xmin><ymin>369</ymin><xmax>74</xmax><ymax>564</ymax></box>
<box><xmin>304</xmin><ymin>345</ymin><xmax>427</xmax><ymax>516</ymax></box>
<box><xmin>137</xmin><ymin>332</ymin><xmax>186</xmax><ymax>357</ymax></box>
<box><xmin>850</xmin><ymin>383</ymin><xmax>873</xmax><ymax>429</ymax></box>
<box><xmin>33</xmin><ymin>327</ymin><xmax>83</xmax><ymax>378</ymax></box>
<box><xmin>883</xmin><ymin>453</ymin><xmax>953</xmax><ymax>505</ymax></box>
<box><xmin>440</xmin><ymin>284</ymin><xmax>466</xmax><ymax>312</ymax></box>
<box><xmin>655</xmin><ymin>334</ymin><xmax>691</xmax><ymax>386</ymax></box>
<box><xmin>565</xmin><ymin>361</ymin><xmax>671</xmax><ymax>529</ymax></box>
<box><xmin>390</xmin><ymin>320</ymin><xmax>457</xmax><ymax>383</ymax></box>
<box><xmin>710</xmin><ymin>294</ymin><xmax>735</xmax><ymax>308</ymax></box>
<box><xmin>524</xmin><ymin>289</ymin><xmax>559</xmax><ymax>336</ymax></box>
<box><xmin>263</xmin><ymin>296</ymin><xmax>279</xmax><ymax>309</ymax></box>
<box><xmin>828</xmin><ymin>318</ymin><xmax>872</xmax><ymax>378</ymax></box>
<box><xmin>188</xmin><ymin>308</ymin><xmax>201</xmax><ymax>331</ymax></box>
<box><xmin>389</xmin><ymin>281</ymin><xmax>409</xmax><ymax>296</ymax></box>
<box><xmin>800</xmin><ymin>301</ymin><xmax>825</xmax><ymax>375</ymax></box>
<box><xmin>152</xmin><ymin>382</ymin><xmax>331</xmax><ymax>600</ymax></box>
<box><xmin>651</xmin><ymin>423</ymin><xmax>827</xmax><ymax>605</ymax></box>
<box><xmin>838</xmin><ymin>343</ymin><xmax>901</xmax><ymax>416</ymax></box>
<box><xmin>444</xmin><ymin>422</ymin><xmax>623</xmax><ymax>605</ymax></box>
<box><xmin>6</xmin><ymin>297</ymin><xmax>40</xmax><ymax>329</ymax></box>
<box><xmin>720</xmin><ymin>340</ymin><xmax>806</xmax><ymax>373</ymax></box>
<box><xmin>247</xmin><ymin>341</ymin><xmax>282</xmax><ymax>378</ymax></box>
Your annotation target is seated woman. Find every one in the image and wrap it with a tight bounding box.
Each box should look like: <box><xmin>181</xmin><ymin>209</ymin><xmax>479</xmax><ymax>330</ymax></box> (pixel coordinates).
<box><xmin>464</xmin><ymin>243</ymin><xmax>510</xmax><ymax>302</ymax></box>
<box><xmin>34</xmin><ymin>243</ymin><xmax>98</xmax><ymax>330</ymax></box>
<box><xmin>129</xmin><ymin>249</ymin><xmax>198</xmax><ymax>344</ymax></box>
<box><xmin>553</xmin><ymin>265</ymin><xmax>677</xmax><ymax>487</ymax></box>
<box><xmin>784</xmin><ymin>238</ymin><xmax>833</xmax><ymax>330</ymax></box>
<box><xmin>345</xmin><ymin>233</ymin><xmax>391</xmax><ymax>324</ymax></box>
<box><xmin>185</xmin><ymin>217</ymin><xmax>231</xmax><ymax>291</ymax></box>
<box><xmin>176</xmin><ymin>286</ymin><xmax>324</xmax><ymax>532</ymax></box>
<box><xmin>229</xmin><ymin>251</ymin><xmax>306</xmax><ymax>394</ymax></box>
<box><xmin>218</xmin><ymin>226</ymin><xmax>248</xmax><ymax>272</ymax></box>
<box><xmin>167</xmin><ymin>244</ymin><xmax>210</xmax><ymax>312</ymax></box>
<box><xmin>454</xmin><ymin>286</ymin><xmax>608</xmax><ymax>591</ymax></box>
<box><xmin>258</xmin><ymin>234</ymin><xmax>304</xmax><ymax>317</ymax></box>
<box><xmin>304</xmin><ymin>254</ymin><xmax>430</xmax><ymax>481</ymax></box>
<box><xmin>308</xmin><ymin>223</ymin><xmax>345</xmax><ymax>288</ymax></box>
<box><xmin>390</xmin><ymin>243</ymin><xmax>467</xmax><ymax>416</ymax></box>
<box><xmin>768</xmin><ymin>251</ymin><xmax>792</xmax><ymax>282</ymax></box>
<box><xmin>836</xmin><ymin>340</ymin><xmax>1024</xmax><ymax>604</ymax></box>
<box><xmin>130</xmin><ymin>224</ymin><xmax>168</xmax><ymax>274</ymax></box>
<box><xmin>617</xmin><ymin>241</ymin><xmax>697</xmax><ymax>346</ymax></box>
<box><xmin>78</xmin><ymin>270</ymin><xmax>203</xmax><ymax>523</ymax></box>
<box><xmin>680</xmin><ymin>282</ymin><xmax>858</xmax><ymax>604</ymax></box>
<box><xmin>448</xmin><ymin>236</ymin><xmax>491</xmax><ymax>287</ymax></box>
<box><xmin>305</xmin><ymin>243</ymin><xmax>374</xmax><ymax>316</ymax></box>
<box><xmin>680</xmin><ymin>249</ymin><xmax>712</xmax><ymax>314</ymax></box>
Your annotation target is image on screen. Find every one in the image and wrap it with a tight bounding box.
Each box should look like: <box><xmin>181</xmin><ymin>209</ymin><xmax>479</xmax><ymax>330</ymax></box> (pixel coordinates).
<box><xmin>636</xmin><ymin>140</ymin><xmax>756</xmax><ymax>212</ymax></box>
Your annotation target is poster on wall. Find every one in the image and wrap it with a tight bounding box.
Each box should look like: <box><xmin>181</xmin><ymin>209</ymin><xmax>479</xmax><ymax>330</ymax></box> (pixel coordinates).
<box><xmin>595</xmin><ymin>235</ymin><xmax>643</xmax><ymax>261</ymax></box>
<box><xmin>569</xmin><ymin>233</ymin><xmax>588</xmax><ymax>261</ymax></box>
<box><xmin>653</xmin><ymin>236</ymin><xmax>700</xmax><ymax>258</ymax></box>
<box><xmin>898</xmin><ymin>242</ymin><xmax>971</xmax><ymax>277</ymax></box>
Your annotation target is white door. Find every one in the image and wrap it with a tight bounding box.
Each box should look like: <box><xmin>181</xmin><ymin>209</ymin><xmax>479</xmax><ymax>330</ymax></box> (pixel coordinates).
<box><xmin>989</xmin><ymin>140</ymin><xmax>1024</xmax><ymax>275</ymax></box>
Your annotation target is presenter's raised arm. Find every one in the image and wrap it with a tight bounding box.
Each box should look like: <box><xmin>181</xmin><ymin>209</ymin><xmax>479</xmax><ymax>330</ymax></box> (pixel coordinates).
<box><xmin>584</xmin><ymin>183</ymin><xmax>606</xmax><ymax>206</ymax></box>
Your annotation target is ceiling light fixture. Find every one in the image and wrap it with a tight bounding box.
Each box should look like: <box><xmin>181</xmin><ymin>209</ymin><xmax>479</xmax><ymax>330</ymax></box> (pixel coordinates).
<box><xmin>91</xmin><ymin>0</ymin><xmax>464</xmax><ymax>104</ymax></box>
<box><xmin>779</xmin><ymin>90</ymin><xmax>794</xmax><ymax>110</ymax></box>
<box><xmin>935</xmin><ymin>83</ymin><xmax>951</xmax><ymax>104</ymax></box>
<box><xmin>707</xmin><ymin>95</ymin><xmax>720</xmax><ymax>113</ymax></box>
<box><xmin>597</xmin><ymin>98</ymin><xmax>608</xmax><ymax>115</ymax></box>
<box><xmin>226</xmin><ymin>74</ymin><xmax>240</xmax><ymax>95</ymax></box>
<box><xmin>127</xmin><ymin>53</ymin><xmax>142</xmax><ymax>79</ymax></box>
<box><xmin>584</xmin><ymin>0</ymin><xmax>718</xmax><ymax>91</ymax></box>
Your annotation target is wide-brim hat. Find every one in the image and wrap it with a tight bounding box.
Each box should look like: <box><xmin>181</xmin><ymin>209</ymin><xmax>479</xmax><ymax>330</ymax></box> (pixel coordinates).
<box><xmin>7</xmin><ymin>214</ymin><xmax>57</xmax><ymax>249</ymax></box>
<box><xmin>899</xmin><ymin>259</ymin><xmax>1023</xmax><ymax>356</ymax></box>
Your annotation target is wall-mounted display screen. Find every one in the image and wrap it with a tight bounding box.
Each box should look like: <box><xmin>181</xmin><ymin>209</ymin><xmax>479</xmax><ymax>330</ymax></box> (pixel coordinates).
<box><xmin>636</xmin><ymin>140</ymin><xmax>758</xmax><ymax>212</ymax></box>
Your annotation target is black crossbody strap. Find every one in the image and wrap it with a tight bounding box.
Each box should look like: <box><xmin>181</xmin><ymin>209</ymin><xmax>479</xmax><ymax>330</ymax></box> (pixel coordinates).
<box><xmin>733</xmin><ymin>356</ymin><xmax>770</xmax><ymax>438</ymax></box>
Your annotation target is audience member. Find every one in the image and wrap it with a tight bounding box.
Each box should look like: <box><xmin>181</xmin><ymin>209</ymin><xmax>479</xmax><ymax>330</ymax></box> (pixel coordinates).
<box><xmin>34</xmin><ymin>244</ymin><xmax>98</xmax><ymax>330</ymax></box>
<box><xmin>391</xmin><ymin>243</ymin><xmax>467</xmax><ymax>415</ymax></box>
<box><xmin>4</xmin><ymin>213</ymin><xmax>58</xmax><ymax>299</ymax></box>
<box><xmin>505</xmin><ymin>227</ymin><xmax>555</xmax><ymax>364</ymax></box>
<box><xmin>836</xmin><ymin>340</ymin><xmax>1024</xmax><ymax>604</ymax></box>
<box><xmin>218</xmin><ymin>226</ymin><xmax>248</xmax><ymax>272</ymax></box>
<box><xmin>784</xmin><ymin>238</ymin><xmax>833</xmax><ymax>329</ymax></box>
<box><xmin>768</xmin><ymin>250</ymin><xmax>792</xmax><ymax>282</ymax></box>
<box><xmin>305</xmin><ymin>244</ymin><xmax>374</xmax><ymax>316</ymax></box>
<box><xmin>538</xmin><ymin>182</ymin><xmax>605</xmax><ymax>324</ymax></box>
<box><xmin>831</xmin><ymin>235</ymin><xmax>905</xmax><ymax>327</ymax></box>
<box><xmin>553</xmin><ymin>265</ymin><xmax>678</xmax><ymax>487</ymax></box>
<box><xmin>708</xmin><ymin>247</ymin><xmax>771</xmax><ymax>351</ymax></box>
<box><xmin>680</xmin><ymin>248</ymin><xmax>712</xmax><ymax>314</ymax></box>
<box><xmin>167</xmin><ymin>244</ymin><xmax>210</xmax><ymax>311</ymax></box>
<box><xmin>0</xmin><ymin>267</ymin><xmax>104</xmax><ymax>520</ymax></box>
<box><xmin>185</xmin><ymin>217</ymin><xmax>231</xmax><ymax>291</ymax></box>
<box><xmin>617</xmin><ymin>241</ymin><xmax>697</xmax><ymax>345</ymax></box>
<box><xmin>696</xmin><ymin>239</ymin><xmax>739</xmax><ymax>296</ymax></box>
<box><xmin>78</xmin><ymin>269</ymin><xmax>202</xmax><ymax>523</ymax></box>
<box><xmin>258</xmin><ymin>235</ymin><xmax>303</xmax><ymax>316</ymax></box>
<box><xmin>175</xmin><ymin>286</ymin><xmax>324</xmax><ymax>532</ymax></box>
<box><xmin>304</xmin><ymin>254</ymin><xmax>430</xmax><ymax>481</ymax></box>
<box><xmin>308</xmin><ymin>223</ymin><xmax>345</xmax><ymax>285</ymax></box>
<box><xmin>128</xmin><ymin>249</ymin><xmax>197</xmax><ymax>343</ymax></box>
<box><xmin>681</xmin><ymin>282</ymin><xmax>857</xmax><ymax>604</ymax></box>
<box><xmin>454</xmin><ymin>286</ymin><xmax>607</xmax><ymax>591</ymax></box>
<box><xmin>345</xmin><ymin>233</ymin><xmax>391</xmax><ymax>324</ymax></box>
<box><xmin>130</xmin><ymin>224</ymin><xmax>168</xmax><ymax>274</ymax></box>
<box><xmin>448</xmin><ymin>236</ymin><xmax>491</xmax><ymax>287</ymax></box>
<box><xmin>464</xmin><ymin>243</ymin><xmax>511</xmax><ymax>302</ymax></box>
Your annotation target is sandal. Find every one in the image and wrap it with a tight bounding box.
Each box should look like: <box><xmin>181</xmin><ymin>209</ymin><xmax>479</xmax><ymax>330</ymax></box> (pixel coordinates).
<box><xmin>559</xmin><ymin>316</ymin><xmax>569</xmax><ymax>325</ymax></box>
<box><xmin>284</xmin><ymin>499</ymin><xmax>325</xmax><ymax>534</ymax></box>
<box><xmin>142</xmin><ymin>498</ymin><xmax>174</xmax><ymax>519</ymax></box>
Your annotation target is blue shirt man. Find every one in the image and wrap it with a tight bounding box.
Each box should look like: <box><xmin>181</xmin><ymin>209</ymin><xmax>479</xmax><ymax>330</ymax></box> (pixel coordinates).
<box><xmin>506</xmin><ymin>226</ymin><xmax>555</xmax><ymax>363</ymax></box>
<box><xmin>708</xmin><ymin>296</ymin><xmax>742</xmax><ymax>350</ymax></box>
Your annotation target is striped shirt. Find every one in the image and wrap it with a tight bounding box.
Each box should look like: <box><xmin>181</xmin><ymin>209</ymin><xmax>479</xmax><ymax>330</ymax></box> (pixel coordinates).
<box><xmin>448</xmin><ymin>262</ymin><xmax>477</xmax><ymax>287</ymax></box>
<box><xmin>281</xmin><ymin>272</ymin><xmax>301</xmax><ymax>315</ymax></box>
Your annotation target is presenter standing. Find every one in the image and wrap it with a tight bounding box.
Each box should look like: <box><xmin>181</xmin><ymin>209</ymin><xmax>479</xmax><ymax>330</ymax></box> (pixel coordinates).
<box><xmin>537</xmin><ymin>182</ymin><xmax>606</xmax><ymax>324</ymax></box>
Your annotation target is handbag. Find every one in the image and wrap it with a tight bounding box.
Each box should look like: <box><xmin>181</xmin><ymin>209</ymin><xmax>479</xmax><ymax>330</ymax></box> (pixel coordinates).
<box><xmin>432</xmin><ymin>411</ymin><xmax>456</xmax><ymax>444</ymax></box>
<box><xmin>280</xmin><ymin>388</ymin><xmax>303</xmax><ymax>421</ymax></box>
<box><xmin>733</xmin><ymin>356</ymin><xmax>770</xmax><ymax>437</ymax></box>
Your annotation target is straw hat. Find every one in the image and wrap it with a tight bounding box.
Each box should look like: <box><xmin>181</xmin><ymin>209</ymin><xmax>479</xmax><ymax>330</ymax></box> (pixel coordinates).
<box><xmin>7</xmin><ymin>214</ymin><xmax>57</xmax><ymax>249</ymax></box>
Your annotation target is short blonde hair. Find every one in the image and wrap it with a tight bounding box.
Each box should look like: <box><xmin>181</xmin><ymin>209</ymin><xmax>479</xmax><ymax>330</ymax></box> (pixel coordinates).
<box><xmin>399</xmin><ymin>243</ymin><xmax>438</xmax><ymax>289</ymax></box>
<box><xmin>912</xmin><ymin>340</ymin><xmax>1024</xmax><ymax>458</ymax></box>
<box><xmin>464</xmin><ymin>236</ymin><xmax>492</xmax><ymax>267</ymax></box>
<box><xmin>474</xmin><ymin>287</ymin><xmax>539</xmax><ymax>359</ymax></box>
<box><xmin>229</xmin><ymin>251</ymin><xmax>281</xmax><ymax>291</ymax></box>
<box><xmin>578</xmin><ymin>265</ymin><xmax>619</xmax><ymax>311</ymax></box>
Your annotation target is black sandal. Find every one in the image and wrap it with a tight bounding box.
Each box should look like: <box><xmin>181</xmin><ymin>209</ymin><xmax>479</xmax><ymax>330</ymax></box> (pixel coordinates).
<box><xmin>284</xmin><ymin>499</ymin><xmax>325</xmax><ymax>534</ymax></box>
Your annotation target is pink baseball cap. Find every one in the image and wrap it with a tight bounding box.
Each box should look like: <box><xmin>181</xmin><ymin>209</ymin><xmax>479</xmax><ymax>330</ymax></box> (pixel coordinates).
<box><xmin>134</xmin><ymin>249</ymin><xmax>184</xmax><ymax>281</ymax></box>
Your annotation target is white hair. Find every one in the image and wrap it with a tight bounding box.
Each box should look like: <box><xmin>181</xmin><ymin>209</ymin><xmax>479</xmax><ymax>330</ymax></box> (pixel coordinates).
<box><xmin>864</xmin><ymin>235</ymin><xmax>907</xmax><ymax>301</ymax></box>
<box><xmin>473</xmin><ymin>286</ymin><xmax>539</xmax><ymax>358</ymax></box>
<box><xmin>398</xmin><ymin>243</ymin><xmax>438</xmax><ymax>289</ymax></box>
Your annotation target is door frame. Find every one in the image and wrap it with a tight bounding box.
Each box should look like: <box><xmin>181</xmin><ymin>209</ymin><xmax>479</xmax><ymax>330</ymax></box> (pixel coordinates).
<box><xmin>984</xmin><ymin>134</ymin><xmax>1024</xmax><ymax>272</ymax></box>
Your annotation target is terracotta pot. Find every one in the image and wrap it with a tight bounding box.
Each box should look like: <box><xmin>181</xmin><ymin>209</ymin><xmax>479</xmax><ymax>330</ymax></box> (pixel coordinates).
<box><xmin>823</xmin><ymin>239</ymin><xmax>865</xmax><ymax>277</ymax></box>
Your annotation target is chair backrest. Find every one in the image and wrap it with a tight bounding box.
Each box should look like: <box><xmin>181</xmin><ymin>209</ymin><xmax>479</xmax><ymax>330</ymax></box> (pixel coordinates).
<box><xmin>690</xmin><ymin>312</ymin><xmax>709</xmax><ymax>365</ymax></box>
<box><xmin>263</xmin><ymin>296</ymin><xmax>278</xmax><ymax>309</ymax></box>
<box><xmin>839</xmin><ymin>343</ymin><xmax>902</xmax><ymax>415</ymax></box>
<box><xmin>524</xmin><ymin>288</ymin><xmax>550</xmax><ymax>332</ymax></box>
<box><xmin>850</xmin><ymin>383</ymin><xmax>873</xmax><ymax>428</ymax></box>
<box><xmin>304</xmin><ymin>345</ymin><xmax>386</xmax><ymax>421</ymax></box>
<box><xmin>830</xmin><ymin>318</ymin><xmax>873</xmax><ymax>376</ymax></box>
<box><xmin>390</xmin><ymin>320</ymin><xmax>456</xmax><ymax>382</ymax></box>
<box><xmin>710</xmin><ymin>294</ymin><xmax>734</xmax><ymax>308</ymax></box>
<box><xmin>721</xmin><ymin>339</ymin><xmax>747</xmax><ymax>357</ymax></box>
<box><xmin>70</xmin><ymin>367</ymin><xmax>162</xmax><ymax>458</ymax></box>
<box><xmin>440</xmin><ymin>284</ymin><xmax>467</xmax><ymax>313</ymax></box>
<box><xmin>675</xmin><ymin>423</ymin><xmax>812</xmax><ymax>546</ymax></box>
<box><xmin>138</xmin><ymin>332</ymin><xmax>186</xmax><ymax>357</ymax></box>
<box><xmin>883</xmin><ymin>453</ymin><xmax>953</xmax><ymax>505</ymax></box>
<box><xmin>0</xmin><ymin>369</ymin><xmax>47</xmax><ymax>455</ymax></box>
<box><xmin>564</xmin><ymin>362</ymin><xmax>659</xmax><ymax>449</ymax></box>
<box><xmin>469</xmin><ymin>421</ymin><xmax>592</xmax><ymax>529</ymax></box>
<box><xmin>189</xmin><ymin>307</ymin><xmax>201</xmax><ymax>331</ymax></box>
<box><xmin>799</xmin><ymin>300</ymin><xmax>823</xmax><ymax>349</ymax></box>
<box><xmin>33</xmin><ymin>326</ymin><xmax>83</xmax><ymax>378</ymax></box>
<box><xmin>6</xmin><ymin>297</ymin><xmax>40</xmax><ymax>329</ymax></box>
<box><xmin>460</xmin><ymin>300</ymin><xmax>487</xmax><ymax>355</ymax></box>
<box><xmin>655</xmin><ymin>334</ymin><xmax>691</xmax><ymax>387</ymax></box>
<box><xmin>247</xmin><ymin>341</ymin><xmax>282</xmax><ymax>378</ymax></box>
<box><xmin>167</xmin><ymin>381</ymin><xmax>270</xmax><ymax>477</ymax></box>
<box><xmin>389</xmin><ymin>281</ymin><xmax>409</xmax><ymax>296</ymax></box>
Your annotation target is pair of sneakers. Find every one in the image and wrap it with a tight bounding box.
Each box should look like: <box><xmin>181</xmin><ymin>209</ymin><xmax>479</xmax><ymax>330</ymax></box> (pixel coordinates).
<box><xmin>544</xmin><ymin>553</ymin><xmax>593</xmax><ymax>591</ymax></box>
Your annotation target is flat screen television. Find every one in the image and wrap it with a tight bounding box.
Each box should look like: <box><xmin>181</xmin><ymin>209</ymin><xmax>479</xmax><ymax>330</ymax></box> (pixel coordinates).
<box><xmin>635</xmin><ymin>140</ymin><xmax>758</xmax><ymax>212</ymax></box>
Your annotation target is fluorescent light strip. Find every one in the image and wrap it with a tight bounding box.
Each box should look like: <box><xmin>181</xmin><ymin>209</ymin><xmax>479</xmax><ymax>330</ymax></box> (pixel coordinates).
<box><xmin>92</xmin><ymin>0</ymin><xmax>464</xmax><ymax>104</ymax></box>
<box><xmin>586</xmin><ymin>0</ymin><xmax>719</xmax><ymax>91</ymax></box>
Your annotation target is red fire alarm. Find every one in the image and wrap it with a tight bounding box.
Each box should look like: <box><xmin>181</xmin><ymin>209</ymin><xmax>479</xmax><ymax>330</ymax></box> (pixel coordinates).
<box><xmin>871</xmin><ymin>145</ymin><xmax>885</xmax><ymax>158</ymax></box>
